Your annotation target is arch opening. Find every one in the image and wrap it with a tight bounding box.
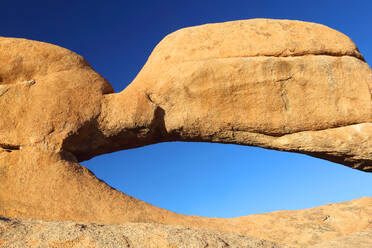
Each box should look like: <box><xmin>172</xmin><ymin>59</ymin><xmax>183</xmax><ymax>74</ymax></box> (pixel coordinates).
<box><xmin>81</xmin><ymin>142</ymin><xmax>372</xmax><ymax>218</ymax></box>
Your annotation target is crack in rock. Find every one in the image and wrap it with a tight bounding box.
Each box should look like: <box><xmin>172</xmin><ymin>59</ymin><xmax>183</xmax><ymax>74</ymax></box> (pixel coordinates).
<box><xmin>0</xmin><ymin>86</ymin><xmax>9</xmax><ymax>97</ymax></box>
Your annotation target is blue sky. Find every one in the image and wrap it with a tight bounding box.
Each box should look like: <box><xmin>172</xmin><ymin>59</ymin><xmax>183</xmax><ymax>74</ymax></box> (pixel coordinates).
<box><xmin>2</xmin><ymin>0</ymin><xmax>371</xmax><ymax>217</ymax></box>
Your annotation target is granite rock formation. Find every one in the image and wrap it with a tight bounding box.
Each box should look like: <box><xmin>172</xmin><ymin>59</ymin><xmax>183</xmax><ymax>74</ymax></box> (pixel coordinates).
<box><xmin>78</xmin><ymin>19</ymin><xmax>372</xmax><ymax>170</ymax></box>
<box><xmin>0</xmin><ymin>19</ymin><xmax>371</xmax><ymax>247</ymax></box>
<box><xmin>0</xmin><ymin>198</ymin><xmax>371</xmax><ymax>248</ymax></box>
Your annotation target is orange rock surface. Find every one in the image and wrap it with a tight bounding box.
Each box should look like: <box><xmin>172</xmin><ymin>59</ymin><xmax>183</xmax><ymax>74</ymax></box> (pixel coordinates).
<box><xmin>0</xmin><ymin>19</ymin><xmax>371</xmax><ymax>247</ymax></box>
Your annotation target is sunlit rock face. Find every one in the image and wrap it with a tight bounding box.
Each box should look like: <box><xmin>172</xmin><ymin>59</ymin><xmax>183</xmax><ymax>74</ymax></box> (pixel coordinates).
<box><xmin>0</xmin><ymin>19</ymin><xmax>371</xmax><ymax>247</ymax></box>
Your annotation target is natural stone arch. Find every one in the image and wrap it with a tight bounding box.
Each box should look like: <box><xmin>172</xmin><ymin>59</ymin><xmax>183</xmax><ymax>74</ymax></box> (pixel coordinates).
<box><xmin>0</xmin><ymin>19</ymin><xmax>371</xmax><ymax>246</ymax></box>
<box><xmin>64</xmin><ymin>19</ymin><xmax>371</xmax><ymax>170</ymax></box>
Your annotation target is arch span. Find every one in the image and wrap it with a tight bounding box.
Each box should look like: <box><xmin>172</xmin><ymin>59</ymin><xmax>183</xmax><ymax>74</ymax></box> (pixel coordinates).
<box><xmin>0</xmin><ymin>19</ymin><xmax>371</xmax><ymax>244</ymax></box>
<box><xmin>63</xmin><ymin>19</ymin><xmax>372</xmax><ymax>171</ymax></box>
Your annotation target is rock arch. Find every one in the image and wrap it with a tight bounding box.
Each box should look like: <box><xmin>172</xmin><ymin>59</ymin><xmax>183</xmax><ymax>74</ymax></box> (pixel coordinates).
<box><xmin>0</xmin><ymin>19</ymin><xmax>371</xmax><ymax>244</ymax></box>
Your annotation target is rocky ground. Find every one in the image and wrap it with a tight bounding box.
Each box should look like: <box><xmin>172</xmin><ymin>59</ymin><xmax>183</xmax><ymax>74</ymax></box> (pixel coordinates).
<box><xmin>1</xmin><ymin>216</ymin><xmax>371</xmax><ymax>248</ymax></box>
<box><xmin>0</xmin><ymin>216</ymin><xmax>288</xmax><ymax>248</ymax></box>
<box><xmin>1</xmin><ymin>197</ymin><xmax>371</xmax><ymax>248</ymax></box>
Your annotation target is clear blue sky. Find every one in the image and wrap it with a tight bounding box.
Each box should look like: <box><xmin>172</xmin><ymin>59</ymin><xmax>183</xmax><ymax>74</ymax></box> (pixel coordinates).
<box><xmin>2</xmin><ymin>0</ymin><xmax>371</xmax><ymax>218</ymax></box>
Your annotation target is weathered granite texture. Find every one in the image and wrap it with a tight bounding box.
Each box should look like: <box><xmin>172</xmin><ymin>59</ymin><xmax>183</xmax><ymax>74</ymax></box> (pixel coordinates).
<box><xmin>0</xmin><ymin>198</ymin><xmax>371</xmax><ymax>248</ymax></box>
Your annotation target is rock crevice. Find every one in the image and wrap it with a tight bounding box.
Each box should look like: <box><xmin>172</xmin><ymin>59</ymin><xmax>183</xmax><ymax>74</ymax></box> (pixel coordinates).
<box><xmin>185</xmin><ymin>54</ymin><xmax>366</xmax><ymax>63</ymax></box>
